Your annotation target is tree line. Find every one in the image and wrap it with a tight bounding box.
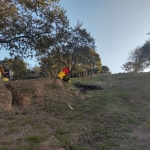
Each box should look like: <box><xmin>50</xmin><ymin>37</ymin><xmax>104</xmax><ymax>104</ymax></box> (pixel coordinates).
<box><xmin>0</xmin><ymin>0</ymin><xmax>110</xmax><ymax>78</ymax></box>
<box><xmin>122</xmin><ymin>39</ymin><xmax>150</xmax><ymax>73</ymax></box>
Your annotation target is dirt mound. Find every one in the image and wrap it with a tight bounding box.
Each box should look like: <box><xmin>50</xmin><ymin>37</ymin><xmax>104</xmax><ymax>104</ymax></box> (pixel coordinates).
<box><xmin>0</xmin><ymin>78</ymin><xmax>12</xmax><ymax>111</ymax></box>
<box><xmin>0</xmin><ymin>78</ymin><xmax>85</xmax><ymax>110</ymax></box>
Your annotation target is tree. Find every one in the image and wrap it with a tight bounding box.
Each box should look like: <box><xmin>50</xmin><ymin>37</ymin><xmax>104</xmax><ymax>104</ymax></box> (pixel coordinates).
<box><xmin>139</xmin><ymin>40</ymin><xmax>150</xmax><ymax>67</ymax></box>
<box><xmin>122</xmin><ymin>47</ymin><xmax>145</xmax><ymax>72</ymax></box>
<box><xmin>0</xmin><ymin>57</ymin><xmax>28</xmax><ymax>79</ymax></box>
<box><xmin>39</xmin><ymin>48</ymin><xmax>102</xmax><ymax>77</ymax></box>
<box><xmin>121</xmin><ymin>62</ymin><xmax>135</xmax><ymax>72</ymax></box>
<box><xmin>39</xmin><ymin>55</ymin><xmax>63</xmax><ymax>77</ymax></box>
<box><xmin>101</xmin><ymin>66</ymin><xmax>110</xmax><ymax>74</ymax></box>
<box><xmin>0</xmin><ymin>0</ymin><xmax>69</xmax><ymax>58</ymax></box>
<box><xmin>37</xmin><ymin>22</ymin><xmax>96</xmax><ymax>76</ymax></box>
<box><xmin>73</xmin><ymin>47</ymin><xmax>102</xmax><ymax>74</ymax></box>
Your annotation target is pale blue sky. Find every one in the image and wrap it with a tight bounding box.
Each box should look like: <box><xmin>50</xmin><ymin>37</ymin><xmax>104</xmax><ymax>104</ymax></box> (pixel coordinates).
<box><xmin>59</xmin><ymin>0</ymin><xmax>150</xmax><ymax>73</ymax></box>
<box><xmin>1</xmin><ymin>0</ymin><xmax>150</xmax><ymax>73</ymax></box>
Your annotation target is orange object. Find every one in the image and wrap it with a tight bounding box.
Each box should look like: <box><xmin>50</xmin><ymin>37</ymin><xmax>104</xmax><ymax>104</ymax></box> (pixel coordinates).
<box><xmin>0</xmin><ymin>65</ymin><xmax>4</xmax><ymax>75</ymax></box>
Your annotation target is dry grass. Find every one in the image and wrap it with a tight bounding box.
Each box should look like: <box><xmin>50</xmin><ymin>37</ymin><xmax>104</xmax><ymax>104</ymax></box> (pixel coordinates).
<box><xmin>0</xmin><ymin>73</ymin><xmax>150</xmax><ymax>150</ymax></box>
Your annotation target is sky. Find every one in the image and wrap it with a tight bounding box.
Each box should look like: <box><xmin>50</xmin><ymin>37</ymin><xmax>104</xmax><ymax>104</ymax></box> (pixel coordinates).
<box><xmin>59</xmin><ymin>0</ymin><xmax>150</xmax><ymax>73</ymax></box>
<box><xmin>1</xmin><ymin>0</ymin><xmax>150</xmax><ymax>73</ymax></box>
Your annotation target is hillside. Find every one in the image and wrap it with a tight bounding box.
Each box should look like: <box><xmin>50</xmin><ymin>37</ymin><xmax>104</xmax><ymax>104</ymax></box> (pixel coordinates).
<box><xmin>0</xmin><ymin>73</ymin><xmax>150</xmax><ymax>150</ymax></box>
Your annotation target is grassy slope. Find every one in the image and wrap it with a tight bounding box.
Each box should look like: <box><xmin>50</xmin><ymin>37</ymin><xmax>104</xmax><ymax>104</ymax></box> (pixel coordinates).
<box><xmin>0</xmin><ymin>73</ymin><xmax>150</xmax><ymax>150</ymax></box>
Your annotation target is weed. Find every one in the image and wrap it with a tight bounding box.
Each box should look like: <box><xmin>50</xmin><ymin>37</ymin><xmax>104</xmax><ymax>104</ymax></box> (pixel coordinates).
<box><xmin>7</xmin><ymin>116</ymin><xmax>14</xmax><ymax>120</ymax></box>
<box><xmin>0</xmin><ymin>122</ymin><xmax>5</xmax><ymax>128</ymax></box>
<box><xmin>127</xmin><ymin>116</ymin><xmax>140</xmax><ymax>125</ymax></box>
<box><xmin>26</xmin><ymin>135</ymin><xmax>43</xmax><ymax>143</ymax></box>
<box><xmin>9</xmin><ymin>127</ymin><xmax>18</xmax><ymax>133</ymax></box>
<box><xmin>123</xmin><ymin>126</ymin><xmax>133</xmax><ymax>132</ymax></box>
<box><xmin>80</xmin><ymin>148</ymin><xmax>91</xmax><ymax>150</ymax></box>
<box><xmin>0</xmin><ymin>146</ymin><xmax>9</xmax><ymax>150</ymax></box>
<box><xmin>45</xmin><ymin>120</ymin><xmax>59</xmax><ymax>127</ymax></box>
<box><xmin>55</xmin><ymin>135</ymin><xmax>71</xmax><ymax>148</ymax></box>
<box><xmin>21</xmin><ymin>111</ymin><xmax>29</xmax><ymax>115</ymax></box>
<box><xmin>55</xmin><ymin>129</ymin><xmax>65</xmax><ymax>135</ymax></box>
<box><xmin>21</xmin><ymin>116</ymin><xmax>35</xmax><ymax>126</ymax></box>
<box><xmin>98</xmin><ymin>143</ymin><xmax>109</xmax><ymax>150</ymax></box>
<box><xmin>14</xmin><ymin>112</ymin><xmax>20</xmax><ymax>115</ymax></box>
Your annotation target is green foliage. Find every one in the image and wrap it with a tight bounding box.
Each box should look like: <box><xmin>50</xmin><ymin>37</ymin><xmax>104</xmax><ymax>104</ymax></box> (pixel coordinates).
<box><xmin>0</xmin><ymin>57</ymin><xmax>28</xmax><ymax>79</ymax></box>
<box><xmin>39</xmin><ymin>23</ymin><xmax>98</xmax><ymax>77</ymax></box>
<box><xmin>140</xmin><ymin>40</ymin><xmax>150</xmax><ymax>65</ymax></box>
<box><xmin>122</xmin><ymin>40</ymin><xmax>150</xmax><ymax>73</ymax></box>
<box><xmin>121</xmin><ymin>47</ymin><xmax>145</xmax><ymax>72</ymax></box>
<box><xmin>1</xmin><ymin>0</ymin><xmax>103</xmax><ymax>77</ymax></box>
<box><xmin>0</xmin><ymin>0</ymin><xmax>68</xmax><ymax>58</ymax></box>
<box><xmin>26</xmin><ymin>135</ymin><xmax>43</xmax><ymax>143</ymax></box>
<box><xmin>55</xmin><ymin>129</ymin><xmax>65</xmax><ymax>135</ymax></box>
<box><xmin>0</xmin><ymin>146</ymin><xmax>9</xmax><ymax>150</ymax></box>
<box><xmin>101</xmin><ymin>66</ymin><xmax>110</xmax><ymax>74</ymax></box>
<box><xmin>74</xmin><ymin>47</ymin><xmax>102</xmax><ymax>73</ymax></box>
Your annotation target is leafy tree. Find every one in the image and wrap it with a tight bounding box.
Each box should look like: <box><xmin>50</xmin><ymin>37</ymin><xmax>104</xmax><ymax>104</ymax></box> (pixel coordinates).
<box><xmin>101</xmin><ymin>66</ymin><xmax>110</xmax><ymax>74</ymax></box>
<box><xmin>139</xmin><ymin>40</ymin><xmax>150</xmax><ymax>67</ymax></box>
<box><xmin>0</xmin><ymin>57</ymin><xmax>28</xmax><ymax>79</ymax></box>
<box><xmin>39</xmin><ymin>47</ymin><xmax>102</xmax><ymax>77</ymax></box>
<box><xmin>122</xmin><ymin>47</ymin><xmax>145</xmax><ymax>72</ymax></box>
<box><xmin>121</xmin><ymin>62</ymin><xmax>135</xmax><ymax>72</ymax></box>
<box><xmin>0</xmin><ymin>57</ymin><xmax>11</xmax><ymax>72</ymax></box>
<box><xmin>73</xmin><ymin>47</ymin><xmax>102</xmax><ymax>74</ymax></box>
<box><xmin>39</xmin><ymin>55</ymin><xmax>63</xmax><ymax>77</ymax></box>
<box><xmin>0</xmin><ymin>0</ymin><xmax>69</xmax><ymax>58</ymax></box>
<box><xmin>37</xmin><ymin>22</ymin><xmax>96</xmax><ymax>76</ymax></box>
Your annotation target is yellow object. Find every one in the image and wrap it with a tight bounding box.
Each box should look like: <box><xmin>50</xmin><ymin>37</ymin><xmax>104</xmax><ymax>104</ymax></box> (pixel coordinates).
<box><xmin>58</xmin><ymin>71</ymin><xmax>66</xmax><ymax>79</ymax></box>
<box><xmin>68</xmin><ymin>80</ymin><xmax>71</xmax><ymax>83</ymax></box>
<box><xmin>3</xmin><ymin>78</ymin><xmax>9</xmax><ymax>81</ymax></box>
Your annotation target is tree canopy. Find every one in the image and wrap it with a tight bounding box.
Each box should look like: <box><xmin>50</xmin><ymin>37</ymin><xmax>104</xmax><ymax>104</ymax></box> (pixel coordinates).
<box><xmin>0</xmin><ymin>57</ymin><xmax>28</xmax><ymax>79</ymax></box>
<box><xmin>0</xmin><ymin>0</ymin><xmax>68</xmax><ymax>58</ymax></box>
<box><xmin>1</xmin><ymin>0</ymin><xmax>102</xmax><ymax>77</ymax></box>
<box><xmin>122</xmin><ymin>39</ymin><xmax>150</xmax><ymax>73</ymax></box>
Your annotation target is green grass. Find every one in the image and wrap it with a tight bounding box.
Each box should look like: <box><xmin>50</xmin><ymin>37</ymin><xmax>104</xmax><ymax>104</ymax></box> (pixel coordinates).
<box><xmin>0</xmin><ymin>72</ymin><xmax>150</xmax><ymax>150</ymax></box>
<box><xmin>26</xmin><ymin>135</ymin><xmax>44</xmax><ymax>143</ymax></box>
<box><xmin>0</xmin><ymin>146</ymin><xmax>9</xmax><ymax>150</ymax></box>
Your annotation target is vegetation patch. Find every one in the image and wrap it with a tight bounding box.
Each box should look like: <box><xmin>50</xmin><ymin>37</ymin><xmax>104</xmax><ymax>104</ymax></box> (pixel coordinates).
<box><xmin>0</xmin><ymin>73</ymin><xmax>150</xmax><ymax>149</ymax></box>
<box><xmin>26</xmin><ymin>135</ymin><xmax>44</xmax><ymax>143</ymax></box>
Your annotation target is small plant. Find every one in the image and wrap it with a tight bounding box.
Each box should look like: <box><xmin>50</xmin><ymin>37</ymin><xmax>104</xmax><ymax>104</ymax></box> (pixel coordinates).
<box><xmin>0</xmin><ymin>122</ymin><xmax>5</xmax><ymax>128</ymax></box>
<box><xmin>26</xmin><ymin>135</ymin><xmax>43</xmax><ymax>143</ymax></box>
<box><xmin>21</xmin><ymin>116</ymin><xmax>35</xmax><ymax>126</ymax></box>
<box><xmin>55</xmin><ymin>135</ymin><xmax>71</xmax><ymax>148</ymax></box>
<box><xmin>0</xmin><ymin>146</ymin><xmax>9</xmax><ymax>150</ymax></box>
<box><xmin>9</xmin><ymin>127</ymin><xmax>18</xmax><ymax>133</ymax></box>
<box><xmin>14</xmin><ymin>112</ymin><xmax>20</xmax><ymax>115</ymax></box>
<box><xmin>55</xmin><ymin>129</ymin><xmax>65</xmax><ymax>135</ymax></box>
<box><xmin>21</xmin><ymin>111</ymin><xmax>28</xmax><ymax>115</ymax></box>
<box><xmin>7</xmin><ymin>116</ymin><xmax>14</xmax><ymax>120</ymax></box>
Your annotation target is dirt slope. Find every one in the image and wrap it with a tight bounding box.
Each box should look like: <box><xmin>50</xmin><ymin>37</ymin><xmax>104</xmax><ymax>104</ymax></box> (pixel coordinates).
<box><xmin>1</xmin><ymin>78</ymin><xmax>85</xmax><ymax>110</ymax></box>
<box><xmin>0</xmin><ymin>77</ymin><xmax>88</xmax><ymax>150</ymax></box>
<box><xmin>0</xmin><ymin>78</ymin><xmax>12</xmax><ymax>110</ymax></box>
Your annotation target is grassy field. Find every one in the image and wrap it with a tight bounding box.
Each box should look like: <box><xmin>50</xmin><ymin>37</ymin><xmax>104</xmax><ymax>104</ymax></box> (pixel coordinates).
<box><xmin>0</xmin><ymin>72</ymin><xmax>150</xmax><ymax>150</ymax></box>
